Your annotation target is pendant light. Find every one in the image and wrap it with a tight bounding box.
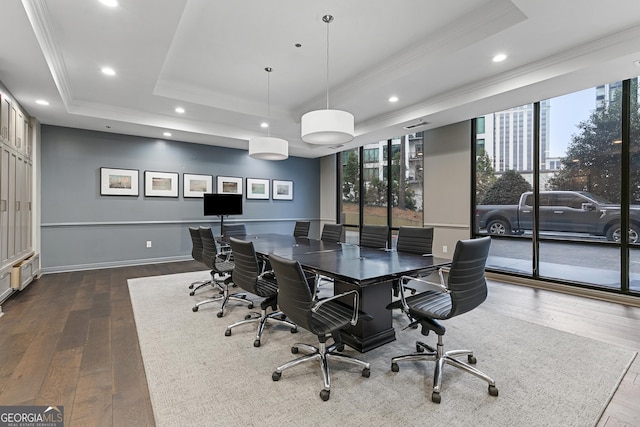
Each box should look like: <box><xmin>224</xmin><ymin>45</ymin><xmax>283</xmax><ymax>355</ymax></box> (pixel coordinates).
<box><xmin>301</xmin><ymin>15</ymin><xmax>354</xmax><ymax>145</ymax></box>
<box><xmin>249</xmin><ymin>67</ymin><xmax>289</xmax><ymax>160</ymax></box>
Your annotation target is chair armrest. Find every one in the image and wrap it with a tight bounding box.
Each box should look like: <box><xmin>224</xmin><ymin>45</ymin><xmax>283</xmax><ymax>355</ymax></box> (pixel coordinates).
<box><xmin>215</xmin><ymin>250</ymin><xmax>233</xmax><ymax>262</ymax></box>
<box><xmin>312</xmin><ymin>290</ymin><xmax>360</xmax><ymax>326</ymax></box>
<box><xmin>258</xmin><ymin>269</ymin><xmax>276</xmax><ymax>280</ymax></box>
<box><xmin>398</xmin><ymin>270</ymin><xmax>449</xmax><ymax>313</ymax></box>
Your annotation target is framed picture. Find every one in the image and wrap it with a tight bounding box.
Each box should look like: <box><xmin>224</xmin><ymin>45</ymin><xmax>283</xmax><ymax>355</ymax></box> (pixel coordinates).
<box><xmin>246</xmin><ymin>178</ymin><xmax>270</xmax><ymax>200</ymax></box>
<box><xmin>144</xmin><ymin>171</ymin><xmax>179</xmax><ymax>197</ymax></box>
<box><xmin>100</xmin><ymin>167</ymin><xmax>139</xmax><ymax>196</ymax></box>
<box><xmin>217</xmin><ymin>176</ymin><xmax>243</xmax><ymax>194</ymax></box>
<box><xmin>183</xmin><ymin>173</ymin><xmax>212</xmax><ymax>198</ymax></box>
<box><xmin>272</xmin><ymin>180</ymin><xmax>293</xmax><ymax>200</ymax></box>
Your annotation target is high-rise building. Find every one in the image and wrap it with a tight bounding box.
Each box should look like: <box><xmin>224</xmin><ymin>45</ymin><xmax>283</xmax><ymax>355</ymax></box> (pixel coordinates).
<box><xmin>476</xmin><ymin>100</ymin><xmax>550</xmax><ymax>174</ymax></box>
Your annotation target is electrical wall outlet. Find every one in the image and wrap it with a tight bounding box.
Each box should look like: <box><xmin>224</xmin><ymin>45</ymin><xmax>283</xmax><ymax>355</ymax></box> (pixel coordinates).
<box><xmin>146</xmin><ymin>241</ymin><xmax>152</xmax><ymax>248</ymax></box>
<box><xmin>442</xmin><ymin>245</ymin><xmax>448</xmax><ymax>253</ymax></box>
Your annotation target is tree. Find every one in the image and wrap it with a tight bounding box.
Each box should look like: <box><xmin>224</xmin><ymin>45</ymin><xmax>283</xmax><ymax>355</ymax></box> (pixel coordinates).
<box><xmin>342</xmin><ymin>150</ymin><xmax>359</xmax><ymax>203</ymax></box>
<box><xmin>482</xmin><ymin>170</ymin><xmax>532</xmax><ymax>204</ymax></box>
<box><xmin>547</xmin><ymin>80</ymin><xmax>640</xmax><ymax>203</ymax></box>
<box><xmin>476</xmin><ymin>152</ymin><xmax>497</xmax><ymax>203</ymax></box>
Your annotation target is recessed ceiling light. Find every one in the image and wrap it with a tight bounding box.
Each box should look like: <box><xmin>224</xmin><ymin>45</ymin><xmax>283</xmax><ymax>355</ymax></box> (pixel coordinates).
<box><xmin>163</xmin><ymin>132</ymin><xmax>172</xmax><ymax>137</ymax></box>
<box><xmin>36</xmin><ymin>99</ymin><xmax>49</xmax><ymax>106</ymax></box>
<box><xmin>101</xmin><ymin>67</ymin><xmax>116</xmax><ymax>76</ymax></box>
<box><xmin>492</xmin><ymin>53</ymin><xmax>507</xmax><ymax>63</ymax></box>
<box><xmin>99</xmin><ymin>0</ymin><xmax>118</xmax><ymax>7</ymax></box>
<box><xmin>175</xmin><ymin>107</ymin><xmax>185</xmax><ymax>114</ymax></box>
<box><xmin>389</xmin><ymin>96</ymin><xmax>399</xmax><ymax>103</ymax></box>
<box><xmin>260</xmin><ymin>122</ymin><xmax>269</xmax><ymax>128</ymax></box>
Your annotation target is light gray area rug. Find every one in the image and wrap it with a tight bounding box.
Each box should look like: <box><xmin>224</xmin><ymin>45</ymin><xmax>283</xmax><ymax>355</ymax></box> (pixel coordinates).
<box><xmin>128</xmin><ymin>271</ymin><xmax>636</xmax><ymax>427</ymax></box>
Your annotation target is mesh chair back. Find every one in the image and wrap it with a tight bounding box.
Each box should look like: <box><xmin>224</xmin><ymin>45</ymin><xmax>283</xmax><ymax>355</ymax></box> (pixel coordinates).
<box><xmin>269</xmin><ymin>254</ymin><xmax>314</xmax><ymax>331</ymax></box>
<box><xmin>320</xmin><ymin>224</ymin><xmax>343</xmax><ymax>243</ymax></box>
<box><xmin>229</xmin><ymin>237</ymin><xmax>260</xmax><ymax>294</ymax></box>
<box><xmin>189</xmin><ymin>227</ymin><xmax>204</xmax><ymax>263</ymax></box>
<box><xmin>360</xmin><ymin>225</ymin><xmax>389</xmax><ymax>248</ymax></box>
<box><xmin>447</xmin><ymin>237</ymin><xmax>491</xmax><ymax>318</ymax></box>
<box><xmin>396</xmin><ymin>226</ymin><xmax>433</xmax><ymax>254</ymax></box>
<box><xmin>293</xmin><ymin>221</ymin><xmax>311</xmax><ymax>237</ymax></box>
<box><xmin>223</xmin><ymin>223</ymin><xmax>247</xmax><ymax>237</ymax></box>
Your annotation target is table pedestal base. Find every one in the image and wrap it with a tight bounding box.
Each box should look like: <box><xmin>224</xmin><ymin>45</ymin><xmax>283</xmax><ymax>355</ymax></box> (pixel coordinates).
<box><xmin>334</xmin><ymin>279</ymin><xmax>395</xmax><ymax>353</ymax></box>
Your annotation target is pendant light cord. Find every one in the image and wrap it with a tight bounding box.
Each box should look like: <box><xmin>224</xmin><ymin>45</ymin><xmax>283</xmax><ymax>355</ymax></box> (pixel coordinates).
<box><xmin>323</xmin><ymin>15</ymin><xmax>334</xmax><ymax>110</ymax></box>
<box><xmin>326</xmin><ymin>18</ymin><xmax>330</xmax><ymax>110</ymax></box>
<box><xmin>265</xmin><ymin>67</ymin><xmax>272</xmax><ymax>137</ymax></box>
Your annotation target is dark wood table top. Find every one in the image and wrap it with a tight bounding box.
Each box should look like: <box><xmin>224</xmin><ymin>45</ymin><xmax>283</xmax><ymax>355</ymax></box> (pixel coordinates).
<box><xmin>226</xmin><ymin>233</ymin><xmax>450</xmax><ymax>286</ymax></box>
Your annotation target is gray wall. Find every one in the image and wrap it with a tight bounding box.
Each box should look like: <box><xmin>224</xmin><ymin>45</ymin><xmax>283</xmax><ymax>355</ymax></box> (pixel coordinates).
<box><xmin>40</xmin><ymin>125</ymin><xmax>320</xmax><ymax>272</ymax></box>
<box><xmin>423</xmin><ymin>121</ymin><xmax>472</xmax><ymax>257</ymax></box>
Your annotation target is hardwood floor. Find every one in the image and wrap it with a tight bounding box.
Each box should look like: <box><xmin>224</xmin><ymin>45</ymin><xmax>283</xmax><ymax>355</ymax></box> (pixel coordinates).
<box><xmin>0</xmin><ymin>260</ymin><xmax>638</xmax><ymax>426</ymax></box>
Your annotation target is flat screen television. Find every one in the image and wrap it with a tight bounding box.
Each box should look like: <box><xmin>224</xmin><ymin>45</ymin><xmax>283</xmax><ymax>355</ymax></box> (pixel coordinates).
<box><xmin>203</xmin><ymin>193</ymin><xmax>243</xmax><ymax>216</ymax></box>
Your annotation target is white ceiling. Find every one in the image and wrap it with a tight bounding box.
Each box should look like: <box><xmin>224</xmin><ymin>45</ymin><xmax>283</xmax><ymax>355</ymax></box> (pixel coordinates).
<box><xmin>2</xmin><ymin>0</ymin><xmax>640</xmax><ymax>158</ymax></box>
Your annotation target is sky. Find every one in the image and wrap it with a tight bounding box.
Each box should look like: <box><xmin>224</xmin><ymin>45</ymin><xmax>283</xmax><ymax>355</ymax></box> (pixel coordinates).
<box><xmin>547</xmin><ymin>87</ymin><xmax>597</xmax><ymax>157</ymax></box>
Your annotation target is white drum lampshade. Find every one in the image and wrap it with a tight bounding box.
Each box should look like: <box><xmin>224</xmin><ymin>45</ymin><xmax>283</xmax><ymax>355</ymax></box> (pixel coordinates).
<box><xmin>248</xmin><ymin>136</ymin><xmax>288</xmax><ymax>160</ymax></box>
<box><xmin>301</xmin><ymin>109</ymin><xmax>354</xmax><ymax>145</ymax></box>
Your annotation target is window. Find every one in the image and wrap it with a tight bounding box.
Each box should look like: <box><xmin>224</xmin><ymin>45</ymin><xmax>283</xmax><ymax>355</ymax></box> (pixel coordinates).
<box><xmin>337</xmin><ymin>134</ymin><xmax>424</xmax><ymax>239</ymax></box>
<box><xmin>474</xmin><ymin>79</ymin><xmax>640</xmax><ymax>294</ymax></box>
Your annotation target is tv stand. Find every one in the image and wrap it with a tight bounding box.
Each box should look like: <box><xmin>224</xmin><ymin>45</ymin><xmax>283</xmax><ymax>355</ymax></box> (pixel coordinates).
<box><xmin>219</xmin><ymin>214</ymin><xmax>227</xmax><ymax>236</ymax></box>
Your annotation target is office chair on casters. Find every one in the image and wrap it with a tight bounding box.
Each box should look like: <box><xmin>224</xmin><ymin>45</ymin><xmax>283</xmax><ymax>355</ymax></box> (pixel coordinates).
<box><xmin>320</xmin><ymin>223</ymin><xmax>343</xmax><ymax>243</ymax></box>
<box><xmin>222</xmin><ymin>223</ymin><xmax>247</xmax><ymax>237</ymax></box>
<box><xmin>293</xmin><ymin>220</ymin><xmax>311</xmax><ymax>238</ymax></box>
<box><xmin>360</xmin><ymin>224</ymin><xmax>389</xmax><ymax>248</ymax></box>
<box><xmin>187</xmin><ymin>227</ymin><xmax>213</xmax><ymax>294</ymax></box>
<box><xmin>224</xmin><ymin>237</ymin><xmax>297</xmax><ymax>347</ymax></box>
<box><xmin>192</xmin><ymin>227</ymin><xmax>253</xmax><ymax>317</ymax></box>
<box><xmin>390</xmin><ymin>236</ymin><xmax>497</xmax><ymax>404</ymax></box>
<box><xmin>394</xmin><ymin>226</ymin><xmax>434</xmax><ymax>296</ymax></box>
<box><xmin>269</xmin><ymin>254</ymin><xmax>370</xmax><ymax>402</ymax></box>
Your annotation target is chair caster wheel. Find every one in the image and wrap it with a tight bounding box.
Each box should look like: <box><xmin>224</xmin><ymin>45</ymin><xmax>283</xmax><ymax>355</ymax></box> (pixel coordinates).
<box><xmin>416</xmin><ymin>344</ymin><xmax>424</xmax><ymax>352</ymax></box>
<box><xmin>189</xmin><ymin>291</ymin><xmax>195</xmax><ymax>296</ymax></box>
<box><xmin>253</xmin><ymin>340</ymin><xmax>261</xmax><ymax>347</ymax></box>
<box><xmin>391</xmin><ymin>362</ymin><xmax>399</xmax><ymax>372</ymax></box>
<box><xmin>216</xmin><ymin>311</ymin><xmax>224</xmax><ymax>318</ymax></box>
<box><xmin>290</xmin><ymin>327</ymin><xmax>298</xmax><ymax>333</ymax></box>
<box><xmin>192</xmin><ymin>306</ymin><xmax>199</xmax><ymax>312</ymax></box>
<box><xmin>272</xmin><ymin>371</ymin><xmax>281</xmax><ymax>381</ymax></box>
<box><xmin>362</xmin><ymin>368</ymin><xmax>370</xmax><ymax>378</ymax></box>
<box><xmin>291</xmin><ymin>346</ymin><xmax>299</xmax><ymax>354</ymax></box>
<box><xmin>247</xmin><ymin>303</ymin><xmax>254</xmax><ymax>309</ymax></box>
<box><xmin>245</xmin><ymin>314</ymin><xmax>252</xmax><ymax>320</ymax></box>
<box><xmin>279</xmin><ymin>314</ymin><xmax>287</xmax><ymax>321</ymax></box>
<box><xmin>431</xmin><ymin>392</ymin><xmax>441</xmax><ymax>404</ymax></box>
<box><xmin>188</xmin><ymin>284</ymin><xmax>194</xmax><ymax>289</ymax></box>
<box><xmin>488</xmin><ymin>385</ymin><xmax>498</xmax><ymax>396</ymax></box>
<box><xmin>320</xmin><ymin>389</ymin><xmax>330</xmax><ymax>401</ymax></box>
<box><xmin>468</xmin><ymin>355</ymin><xmax>477</xmax><ymax>364</ymax></box>
<box><xmin>225</xmin><ymin>330</ymin><xmax>231</xmax><ymax>336</ymax></box>
<box><xmin>336</xmin><ymin>344</ymin><xmax>345</xmax><ymax>352</ymax></box>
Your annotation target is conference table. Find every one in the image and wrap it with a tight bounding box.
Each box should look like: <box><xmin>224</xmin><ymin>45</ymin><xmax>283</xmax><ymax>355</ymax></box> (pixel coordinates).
<box><xmin>225</xmin><ymin>233</ymin><xmax>451</xmax><ymax>352</ymax></box>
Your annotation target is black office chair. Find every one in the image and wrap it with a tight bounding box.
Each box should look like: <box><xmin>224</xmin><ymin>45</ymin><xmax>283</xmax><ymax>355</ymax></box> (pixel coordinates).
<box><xmin>390</xmin><ymin>236</ymin><xmax>498</xmax><ymax>404</ymax></box>
<box><xmin>269</xmin><ymin>254</ymin><xmax>370</xmax><ymax>401</ymax></box>
<box><xmin>224</xmin><ymin>237</ymin><xmax>297</xmax><ymax>347</ymax></box>
<box><xmin>320</xmin><ymin>223</ymin><xmax>343</xmax><ymax>243</ymax></box>
<box><xmin>394</xmin><ymin>226</ymin><xmax>434</xmax><ymax>296</ymax></box>
<box><xmin>293</xmin><ymin>220</ymin><xmax>311</xmax><ymax>238</ymax></box>
<box><xmin>360</xmin><ymin>224</ymin><xmax>389</xmax><ymax>248</ymax></box>
<box><xmin>222</xmin><ymin>223</ymin><xmax>247</xmax><ymax>237</ymax></box>
<box><xmin>192</xmin><ymin>227</ymin><xmax>253</xmax><ymax>317</ymax></box>
<box><xmin>315</xmin><ymin>223</ymin><xmax>344</xmax><ymax>289</ymax></box>
<box><xmin>396</xmin><ymin>226</ymin><xmax>433</xmax><ymax>254</ymax></box>
<box><xmin>187</xmin><ymin>227</ymin><xmax>213</xmax><ymax>294</ymax></box>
